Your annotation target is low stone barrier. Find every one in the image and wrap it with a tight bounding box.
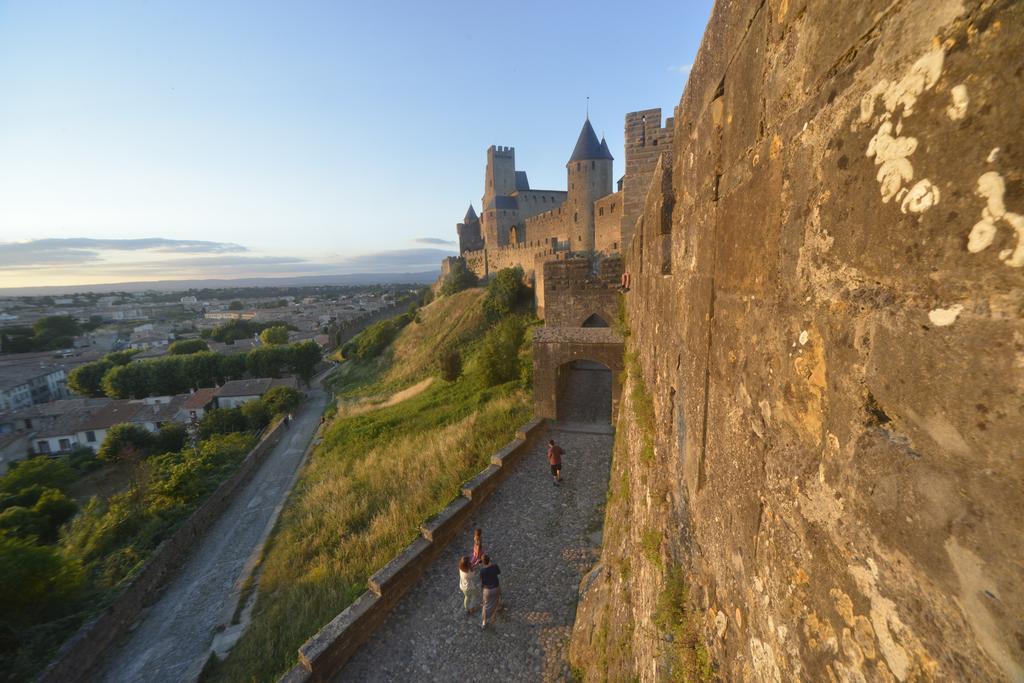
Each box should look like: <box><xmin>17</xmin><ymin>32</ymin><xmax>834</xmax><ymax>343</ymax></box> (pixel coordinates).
<box><xmin>285</xmin><ymin>416</ymin><xmax>546</xmax><ymax>682</ymax></box>
<box><xmin>40</xmin><ymin>419</ymin><xmax>289</xmax><ymax>683</ymax></box>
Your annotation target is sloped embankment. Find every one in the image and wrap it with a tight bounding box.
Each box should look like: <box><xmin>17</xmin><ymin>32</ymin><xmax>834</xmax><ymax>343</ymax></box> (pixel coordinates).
<box><xmin>211</xmin><ymin>288</ymin><xmax>531</xmax><ymax>681</ymax></box>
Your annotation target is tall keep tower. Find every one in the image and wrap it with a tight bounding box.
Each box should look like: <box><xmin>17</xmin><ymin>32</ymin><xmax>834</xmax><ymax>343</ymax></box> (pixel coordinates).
<box><xmin>566</xmin><ymin>118</ymin><xmax>614</xmax><ymax>253</ymax></box>
<box><xmin>481</xmin><ymin>145</ymin><xmax>518</xmax><ymax>248</ymax></box>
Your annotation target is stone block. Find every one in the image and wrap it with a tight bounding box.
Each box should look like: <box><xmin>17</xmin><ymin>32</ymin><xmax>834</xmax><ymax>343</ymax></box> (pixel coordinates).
<box><xmin>516</xmin><ymin>416</ymin><xmax>546</xmax><ymax>442</ymax></box>
<box><xmin>367</xmin><ymin>537</ymin><xmax>432</xmax><ymax>598</ymax></box>
<box><xmin>297</xmin><ymin>590</ymin><xmax>384</xmax><ymax>680</ymax></box>
<box><xmin>490</xmin><ymin>439</ymin><xmax>525</xmax><ymax>467</ymax></box>
<box><xmin>461</xmin><ymin>464</ymin><xmax>503</xmax><ymax>502</ymax></box>
<box><xmin>420</xmin><ymin>497</ymin><xmax>472</xmax><ymax>546</ymax></box>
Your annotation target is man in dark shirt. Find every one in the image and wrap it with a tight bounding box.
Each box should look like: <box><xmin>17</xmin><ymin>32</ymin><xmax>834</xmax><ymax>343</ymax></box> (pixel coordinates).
<box><xmin>479</xmin><ymin>555</ymin><xmax>501</xmax><ymax>628</ymax></box>
<box><xmin>547</xmin><ymin>439</ymin><xmax>564</xmax><ymax>485</ymax></box>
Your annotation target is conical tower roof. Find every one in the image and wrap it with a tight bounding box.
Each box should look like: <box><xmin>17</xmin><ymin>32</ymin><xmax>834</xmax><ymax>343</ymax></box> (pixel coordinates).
<box><xmin>464</xmin><ymin>204</ymin><xmax>478</xmax><ymax>222</ymax></box>
<box><xmin>598</xmin><ymin>136</ymin><xmax>614</xmax><ymax>160</ymax></box>
<box><xmin>568</xmin><ymin>118</ymin><xmax>614</xmax><ymax>162</ymax></box>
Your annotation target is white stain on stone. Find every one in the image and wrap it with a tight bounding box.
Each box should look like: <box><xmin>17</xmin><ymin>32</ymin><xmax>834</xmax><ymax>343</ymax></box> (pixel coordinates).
<box><xmin>862</xmin><ymin>47</ymin><xmax>946</xmax><ymax>204</ymax></box>
<box><xmin>987</xmin><ymin>147</ymin><xmax>1000</xmax><ymax>163</ymax></box>
<box><xmin>900</xmin><ymin>178</ymin><xmax>940</xmax><ymax>214</ymax></box>
<box><xmin>867</xmin><ymin>121</ymin><xmax>917</xmax><ymax>202</ymax></box>
<box><xmin>928</xmin><ymin>304</ymin><xmax>963</xmax><ymax>326</ymax></box>
<box><xmin>968</xmin><ymin>172</ymin><xmax>1024</xmax><ymax>267</ymax></box>
<box><xmin>946</xmin><ymin>84</ymin><xmax>969</xmax><ymax>120</ymax></box>
<box><xmin>799</xmin><ymin>330</ymin><xmax>809</xmax><ymax>346</ymax></box>
<box><xmin>850</xmin><ymin>560</ymin><xmax>911</xmax><ymax>681</ymax></box>
<box><xmin>750</xmin><ymin>638</ymin><xmax>783</xmax><ymax>683</ymax></box>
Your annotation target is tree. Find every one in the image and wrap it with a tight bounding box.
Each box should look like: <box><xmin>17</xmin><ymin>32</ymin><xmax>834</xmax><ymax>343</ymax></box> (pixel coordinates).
<box><xmin>262</xmin><ymin>386</ymin><xmax>302</xmax><ymax>415</ymax></box>
<box><xmin>287</xmin><ymin>340</ymin><xmax>322</xmax><ymax>383</ymax></box>
<box><xmin>198</xmin><ymin>408</ymin><xmax>248</xmax><ymax>439</ymax></box>
<box><xmin>167</xmin><ymin>338</ymin><xmax>209</xmax><ymax>355</ymax></box>
<box><xmin>259</xmin><ymin>325</ymin><xmax>289</xmax><ymax>345</ymax></box>
<box><xmin>247</xmin><ymin>345</ymin><xmax>289</xmax><ymax>378</ymax></box>
<box><xmin>105</xmin><ymin>349</ymin><xmax>139</xmax><ymax>366</ymax></box>
<box><xmin>0</xmin><ymin>457</ymin><xmax>75</xmax><ymax>496</ymax></box>
<box><xmin>441</xmin><ymin>259</ymin><xmax>478</xmax><ymax>296</ymax></box>
<box><xmin>0</xmin><ymin>506</ymin><xmax>44</xmax><ymax>539</ymax></box>
<box><xmin>152</xmin><ymin>423</ymin><xmax>187</xmax><ymax>455</ymax></box>
<box><xmin>32</xmin><ymin>315</ymin><xmax>81</xmax><ymax>342</ymax></box>
<box><xmin>97</xmin><ymin>424</ymin><xmax>155</xmax><ymax>463</ymax></box>
<box><xmin>438</xmin><ymin>348</ymin><xmax>462</xmax><ymax>381</ymax></box>
<box><xmin>102</xmin><ymin>363</ymin><xmax>151</xmax><ymax>399</ymax></box>
<box><xmin>228</xmin><ymin>300</ymin><xmax>244</xmax><ymax>310</ymax></box>
<box><xmin>482</xmin><ymin>266</ymin><xmax>530</xmax><ymax>321</ymax></box>
<box><xmin>479</xmin><ymin>317</ymin><xmax>526</xmax><ymax>386</ymax></box>
<box><xmin>68</xmin><ymin>360</ymin><xmax>113</xmax><ymax>397</ymax></box>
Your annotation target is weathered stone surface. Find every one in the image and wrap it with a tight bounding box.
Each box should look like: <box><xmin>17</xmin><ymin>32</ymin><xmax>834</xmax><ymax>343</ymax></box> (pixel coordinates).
<box><xmin>460</xmin><ymin>464</ymin><xmax>503</xmax><ymax>501</ymax></box>
<box><xmin>368</xmin><ymin>538</ymin><xmax>433</xmax><ymax>598</ymax></box>
<box><xmin>570</xmin><ymin>0</ymin><xmax>1024</xmax><ymax>681</ymax></box>
<box><xmin>420</xmin><ymin>497</ymin><xmax>472</xmax><ymax>545</ymax></box>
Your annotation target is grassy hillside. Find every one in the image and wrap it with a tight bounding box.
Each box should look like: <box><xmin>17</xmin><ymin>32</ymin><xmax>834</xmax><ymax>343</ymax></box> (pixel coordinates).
<box><xmin>210</xmin><ymin>288</ymin><xmax>532</xmax><ymax>681</ymax></box>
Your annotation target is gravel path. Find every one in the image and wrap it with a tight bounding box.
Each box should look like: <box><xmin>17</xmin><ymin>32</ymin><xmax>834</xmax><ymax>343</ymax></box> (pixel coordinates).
<box><xmin>89</xmin><ymin>385</ymin><xmax>328</xmax><ymax>683</ymax></box>
<box><xmin>337</xmin><ymin>423</ymin><xmax>613</xmax><ymax>682</ymax></box>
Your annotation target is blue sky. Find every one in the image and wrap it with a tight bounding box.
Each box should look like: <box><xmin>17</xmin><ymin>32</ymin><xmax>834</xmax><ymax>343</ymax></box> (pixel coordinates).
<box><xmin>0</xmin><ymin>0</ymin><xmax>713</xmax><ymax>288</ymax></box>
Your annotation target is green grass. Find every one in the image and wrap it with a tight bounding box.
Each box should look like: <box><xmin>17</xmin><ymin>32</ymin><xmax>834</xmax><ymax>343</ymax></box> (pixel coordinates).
<box><xmin>654</xmin><ymin>564</ymin><xmax>715</xmax><ymax>682</ymax></box>
<box><xmin>210</xmin><ymin>288</ymin><xmax>531</xmax><ymax>682</ymax></box>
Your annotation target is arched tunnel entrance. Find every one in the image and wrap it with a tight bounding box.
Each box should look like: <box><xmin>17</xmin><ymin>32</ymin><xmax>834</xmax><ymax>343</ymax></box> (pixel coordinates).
<box><xmin>533</xmin><ymin>327</ymin><xmax>624</xmax><ymax>425</ymax></box>
<box><xmin>555</xmin><ymin>360</ymin><xmax>612</xmax><ymax>423</ymax></box>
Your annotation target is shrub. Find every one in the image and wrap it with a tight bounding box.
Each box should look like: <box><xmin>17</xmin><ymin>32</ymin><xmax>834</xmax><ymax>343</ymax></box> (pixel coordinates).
<box><xmin>344</xmin><ymin>315</ymin><xmax>411</xmax><ymax>361</ymax></box>
<box><xmin>0</xmin><ymin>535</ymin><xmax>83</xmax><ymax>625</ymax></box>
<box><xmin>438</xmin><ymin>348</ymin><xmax>462</xmax><ymax>382</ymax></box>
<box><xmin>482</xmin><ymin>266</ymin><xmax>530</xmax><ymax>321</ymax></box>
<box><xmin>31</xmin><ymin>489</ymin><xmax>78</xmax><ymax>543</ymax></box>
<box><xmin>167</xmin><ymin>338</ymin><xmax>209</xmax><ymax>355</ymax></box>
<box><xmin>259</xmin><ymin>325</ymin><xmax>289</xmax><ymax>345</ymax></box>
<box><xmin>152</xmin><ymin>423</ymin><xmax>187</xmax><ymax>455</ymax></box>
<box><xmin>67</xmin><ymin>445</ymin><xmax>101</xmax><ymax>475</ymax></box>
<box><xmin>242</xmin><ymin>400</ymin><xmax>271</xmax><ymax>431</ymax></box>
<box><xmin>262</xmin><ymin>386</ymin><xmax>302</xmax><ymax>415</ymax></box>
<box><xmin>97</xmin><ymin>424</ymin><xmax>154</xmax><ymax>463</ymax></box>
<box><xmin>440</xmin><ymin>259</ymin><xmax>478</xmax><ymax>296</ymax></box>
<box><xmin>0</xmin><ymin>457</ymin><xmax>75</xmax><ymax>496</ymax></box>
<box><xmin>0</xmin><ymin>506</ymin><xmax>44</xmax><ymax>539</ymax></box>
<box><xmin>0</xmin><ymin>484</ymin><xmax>47</xmax><ymax>512</ymax></box>
<box><xmin>479</xmin><ymin>317</ymin><xmax>526</xmax><ymax>386</ymax></box>
<box><xmin>199</xmin><ymin>408</ymin><xmax>248</xmax><ymax>438</ymax></box>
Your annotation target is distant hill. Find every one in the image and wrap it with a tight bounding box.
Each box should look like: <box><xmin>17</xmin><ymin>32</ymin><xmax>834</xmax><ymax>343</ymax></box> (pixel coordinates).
<box><xmin>0</xmin><ymin>270</ymin><xmax>440</xmax><ymax>296</ymax></box>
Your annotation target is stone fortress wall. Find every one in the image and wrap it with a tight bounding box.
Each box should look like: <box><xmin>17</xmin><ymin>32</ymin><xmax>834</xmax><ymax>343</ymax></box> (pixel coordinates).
<box><xmin>568</xmin><ymin>0</ymin><xmax>1024</xmax><ymax>681</ymax></box>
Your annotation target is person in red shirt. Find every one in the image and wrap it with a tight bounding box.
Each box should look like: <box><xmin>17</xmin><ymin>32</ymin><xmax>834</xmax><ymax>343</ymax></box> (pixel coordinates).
<box><xmin>547</xmin><ymin>439</ymin><xmax>564</xmax><ymax>486</ymax></box>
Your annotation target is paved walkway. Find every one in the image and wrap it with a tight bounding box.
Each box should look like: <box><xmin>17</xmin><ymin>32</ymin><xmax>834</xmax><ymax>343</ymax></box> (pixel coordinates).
<box><xmin>337</xmin><ymin>423</ymin><xmax>614</xmax><ymax>682</ymax></box>
<box><xmin>89</xmin><ymin>384</ymin><xmax>328</xmax><ymax>683</ymax></box>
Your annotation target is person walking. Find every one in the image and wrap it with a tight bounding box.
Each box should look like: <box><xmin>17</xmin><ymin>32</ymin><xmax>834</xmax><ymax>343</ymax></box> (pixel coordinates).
<box><xmin>283</xmin><ymin>414</ymin><xmax>291</xmax><ymax>429</ymax></box>
<box><xmin>479</xmin><ymin>555</ymin><xmax>501</xmax><ymax>629</ymax></box>
<box><xmin>470</xmin><ymin>528</ymin><xmax>484</xmax><ymax>569</ymax></box>
<box><xmin>547</xmin><ymin>439</ymin><xmax>564</xmax><ymax>485</ymax></box>
<box><xmin>458</xmin><ymin>556</ymin><xmax>479</xmax><ymax>616</ymax></box>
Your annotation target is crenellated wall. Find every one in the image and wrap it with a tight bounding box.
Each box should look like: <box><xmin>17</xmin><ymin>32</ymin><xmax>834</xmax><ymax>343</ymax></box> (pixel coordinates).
<box><xmin>570</xmin><ymin>1</ymin><xmax>1024</xmax><ymax>681</ymax></box>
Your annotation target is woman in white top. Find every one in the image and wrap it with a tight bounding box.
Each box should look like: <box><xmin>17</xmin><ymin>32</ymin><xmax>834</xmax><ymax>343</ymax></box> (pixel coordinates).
<box><xmin>458</xmin><ymin>555</ymin><xmax>479</xmax><ymax>615</ymax></box>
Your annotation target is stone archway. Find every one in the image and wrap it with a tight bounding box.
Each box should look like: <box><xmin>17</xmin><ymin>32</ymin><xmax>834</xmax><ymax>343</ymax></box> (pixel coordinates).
<box><xmin>533</xmin><ymin>327</ymin><xmax>624</xmax><ymax>424</ymax></box>
<box><xmin>555</xmin><ymin>359</ymin><xmax>612</xmax><ymax>423</ymax></box>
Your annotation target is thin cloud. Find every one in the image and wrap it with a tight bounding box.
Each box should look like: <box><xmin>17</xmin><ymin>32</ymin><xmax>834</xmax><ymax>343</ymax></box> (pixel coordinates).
<box><xmin>334</xmin><ymin>248</ymin><xmax>456</xmax><ymax>273</ymax></box>
<box><xmin>668</xmin><ymin>64</ymin><xmax>692</xmax><ymax>75</ymax></box>
<box><xmin>0</xmin><ymin>237</ymin><xmax>247</xmax><ymax>268</ymax></box>
<box><xmin>413</xmin><ymin>237</ymin><xmax>457</xmax><ymax>246</ymax></box>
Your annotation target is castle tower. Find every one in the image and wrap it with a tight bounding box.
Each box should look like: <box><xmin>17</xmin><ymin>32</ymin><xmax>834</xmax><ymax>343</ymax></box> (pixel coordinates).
<box><xmin>565</xmin><ymin>118</ymin><xmax>614</xmax><ymax>253</ymax></box>
<box><xmin>481</xmin><ymin>145</ymin><xmax>518</xmax><ymax>248</ymax></box>
<box><xmin>456</xmin><ymin>204</ymin><xmax>483</xmax><ymax>253</ymax></box>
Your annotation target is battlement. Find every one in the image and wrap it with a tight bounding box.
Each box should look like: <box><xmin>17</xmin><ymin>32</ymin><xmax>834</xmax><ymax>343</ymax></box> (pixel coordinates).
<box><xmin>487</xmin><ymin>145</ymin><xmax>515</xmax><ymax>157</ymax></box>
